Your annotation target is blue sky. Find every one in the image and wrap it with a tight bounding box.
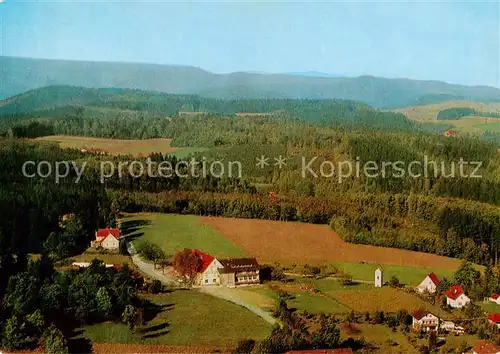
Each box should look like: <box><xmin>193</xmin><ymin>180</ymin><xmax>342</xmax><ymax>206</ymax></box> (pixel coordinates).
<box><xmin>1</xmin><ymin>0</ymin><xmax>499</xmax><ymax>87</ymax></box>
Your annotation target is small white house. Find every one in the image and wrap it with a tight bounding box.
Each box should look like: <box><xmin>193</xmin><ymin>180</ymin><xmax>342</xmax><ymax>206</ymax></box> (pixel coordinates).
<box><xmin>374</xmin><ymin>268</ymin><xmax>383</xmax><ymax>287</ymax></box>
<box><xmin>416</xmin><ymin>273</ymin><xmax>440</xmax><ymax>294</ymax></box>
<box><xmin>92</xmin><ymin>228</ymin><xmax>121</xmax><ymax>251</ymax></box>
<box><xmin>490</xmin><ymin>294</ymin><xmax>500</xmax><ymax>304</ymax></box>
<box><xmin>444</xmin><ymin>285</ymin><xmax>471</xmax><ymax>309</ymax></box>
<box><xmin>411</xmin><ymin>309</ymin><xmax>439</xmax><ymax>332</ymax></box>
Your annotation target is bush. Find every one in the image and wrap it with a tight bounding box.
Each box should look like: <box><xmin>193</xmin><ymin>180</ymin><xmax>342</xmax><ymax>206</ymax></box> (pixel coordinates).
<box><xmin>43</xmin><ymin>325</ymin><xmax>68</xmax><ymax>354</ymax></box>
<box><xmin>234</xmin><ymin>339</ymin><xmax>256</xmax><ymax>353</ymax></box>
<box><xmin>389</xmin><ymin>275</ymin><xmax>400</xmax><ymax>287</ymax></box>
<box><xmin>338</xmin><ymin>271</ymin><xmax>354</xmax><ymax>285</ymax></box>
<box><xmin>149</xmin><ymin>279</ymin><xmax>162</xmax><ymax>294</ymax></box>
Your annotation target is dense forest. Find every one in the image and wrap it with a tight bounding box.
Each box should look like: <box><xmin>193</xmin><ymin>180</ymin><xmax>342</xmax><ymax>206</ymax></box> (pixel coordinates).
<box><xmin>437</xmin><ymin>107</ymin><xmax>500</xmax><ymax>121</ymax></box>
<box><xmin>1</xmin><ymin>85</ymin><xmax>500</xmax><ymax>350</ymax></box>
<box><xmin>0</xmin><ymin>86</ymin><xmax>451</xmax><ymax>140</ymax></box>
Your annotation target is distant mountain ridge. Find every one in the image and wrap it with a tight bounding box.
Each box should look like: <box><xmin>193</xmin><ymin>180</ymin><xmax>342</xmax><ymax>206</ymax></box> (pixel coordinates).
<box><xmin>2</xmin><ymin>56</ymin><xmax>500</xmax><ymax>108</ymax></box>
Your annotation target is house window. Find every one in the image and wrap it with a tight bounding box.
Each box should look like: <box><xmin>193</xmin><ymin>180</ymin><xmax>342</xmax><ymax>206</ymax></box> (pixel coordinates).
<box><xmin>213</xmin><ymin>279</ymin><xmax>216</xmax><ymax>283</ymax></box>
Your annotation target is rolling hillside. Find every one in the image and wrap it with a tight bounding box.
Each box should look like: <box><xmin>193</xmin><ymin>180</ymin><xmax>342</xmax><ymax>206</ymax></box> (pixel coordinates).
<box><xmin>396</xmin><ymin>100</ymin><xmax>500</xmax><ymax>133</ymax></box>
<box><xmin>2</xmin><ymin>56</ymin><xmax>500</xmax><ymax>109</ymax></box>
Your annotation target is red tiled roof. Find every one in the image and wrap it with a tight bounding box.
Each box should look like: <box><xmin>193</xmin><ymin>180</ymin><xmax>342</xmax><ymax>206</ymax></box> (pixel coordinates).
<box><xmin>96</xmin><ymin>228</ymin><xmax>121</xmax><ymax>238</ymax></box>
<box><xmin>488</xmin><ymin>313</ymin><xmax>500</xmax><ymax>324</ymax></box>
<box><xmin>193</xmin><ymin>249</ymin><xmax>215</xmax><ymax>273</ymax></box>
<box><xmin>427</xmin><ymin>272</ymin><xmax>440</xmax><ymax>286</ymax></box>
<box><xmin>491</xmin><ymin>293</ymin><xmax>500</xmax><ymax>300</ymax></box>
<box><xmin>472</xmin><ymin>340</ymin><xmax>500</xmax><ymax>354</ymax></box>
<box><xmin>444</xmin><ymin>285</ymin><xmax>465</xmax><ymax>300</ymax></box>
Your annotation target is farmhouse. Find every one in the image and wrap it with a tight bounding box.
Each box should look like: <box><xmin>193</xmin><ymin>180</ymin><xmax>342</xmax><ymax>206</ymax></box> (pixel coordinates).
<box><xmin>443</xmin><ymin>129</ymin><xmax>460</xmax><ymax>137</ymax></box>
<box><xmin>91</xmin><ymin>228</ymin><xmax>121</xmax><ymax>250</ymax></box>
<box><xmin>488</xmin><ymin>313</ymin><xmax>500</xmax><ymax>329</ymax></box>
<box><xmin>219</xmin><ymin>258</ymin><xmax>260</xmax><ymax>287</ymax></box>
<box><xmin>416</xmin><ymin>273</ymin><xmax>440</xmax><ymax>294</ymax></box>
<box><xmin>194</xmin><ymin>249</ymin><xmax>223</xmax><ymax>286</ymax></box>
<box><xmin>472</xmin><ymin>341</ymin><xmax>500</xmax><ymax>354</ymax></box>
<box><xmin>411</xmin><ymin>309</ymin><xmax>439</xmax><ymax>332</ymax></box>
<box><xmin>191</xmin><ymin>249</ymin><xmax>259</xmax><ymax>287</ymax></box>
<box><xmin>444</xmin><ymin>285</ymin><xmax>470</xmax><ymax>308</ymax></box>
<box><xmin>490</xmin><ymin>293</ymin><xmax>500</xmax><ymax>304</ymax></box>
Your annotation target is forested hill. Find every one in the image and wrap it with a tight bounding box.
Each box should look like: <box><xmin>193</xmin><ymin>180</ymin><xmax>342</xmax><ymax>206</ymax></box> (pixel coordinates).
<box><xmin>0</xmin><ymin>85</ymin><xmax>432</xmax><ymax>138</ymax></box>
<box><xmin>2</xmin><ymin>56</ymin><xmax>500</xmax><ymax>109</ymax></box>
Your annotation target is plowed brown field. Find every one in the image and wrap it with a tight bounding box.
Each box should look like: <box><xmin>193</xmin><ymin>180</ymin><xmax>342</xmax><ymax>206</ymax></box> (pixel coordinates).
<box><xmin>199</xmin><ymin>216</ymin><xmax>461</xmax><ymax>269</ymax></box>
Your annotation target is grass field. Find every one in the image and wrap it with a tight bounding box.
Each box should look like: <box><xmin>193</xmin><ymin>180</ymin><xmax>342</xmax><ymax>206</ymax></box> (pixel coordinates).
<box><xmin>328</xmin><ymin>287</ymin><xmax>445</xmax><ymax>315</ymax></box>
<box><xmin>82</xmin><ymin>290</ymin><xmax>272</xmax><ymax>346</ymax></box>
<box><xmin>127</xmin><ymin>212</ymin><xmax>462</xmax><ymax>275</ymax></box>
<box><xmin>127</xmin><ymin>213</ymin><xmax>244</xmax><ymax>258</ymax></box>
<box><xmin>344</xmin><ymin>323</ymin><xmax>418</xmax><ymax>353</ymax></box>
<box><xmin>480</xmin><ymin>301</ymin><xmax>500</xmax><ymax>314</ymax></box>
<box><xmin>395</xmin><ymin>100</ymin><xmax>500</xmax><ymax>122</ymax></box>
<box><xmin>69</xmin><ymin>251</ymin><xmax>135</xmax><ymax>267</ymax></box>
<box><xmin>35</xmin><ymin>135</ymin><xmax>203</xmax><ymax>157</ymax></box>
<box><xmin>335</xmin><ymin>262</ymin><xmax>456</xmax><ymax>286</ymax></box>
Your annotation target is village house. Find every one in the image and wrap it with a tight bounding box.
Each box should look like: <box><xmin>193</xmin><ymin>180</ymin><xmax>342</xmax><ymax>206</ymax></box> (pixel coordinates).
<box><xmin>443</xmin><ymin>129</ymin><xmax>460</xmax><ymax>138</ymax></box>
<box><xmin>91</xmin><ymin>228</ymin><xmax>121</xmax><ymax>251</ymax></box>
<box><xmin>416</xmin><ymin>273</ymin><xmax>440</xmax><ymax>294</ymax></box>
<box><xmin>191</xmin><ymin>249</ymin><xmax>259</xmax><ymax>287</ymax></box>
<box><xmin>411</xmin><ymin>309</ymin><xmax>439</xmax><ymax>332</ymax></box>
<box><xmin>444</xmin><ymin>285</ymin><xmax>471</xmax><ymax>308</ymax></box>
<box><xmin>472</xmin><ymin>340</ymin><xmax>500</xmax><ymax>354</ymax></box>
<box><xmin>488</xmin><ymin>313</ymin><xmax>500</xmax><ymax>329</ymax></box>
<box><xmin>490</xmin><ymin>293</ymin><xmax>500</xmax><ymax>305</ymax></box>
<box><xmin>219</xmin><ymin>258</ymin><xmax>260</xmax><ymax>287</ymax></box>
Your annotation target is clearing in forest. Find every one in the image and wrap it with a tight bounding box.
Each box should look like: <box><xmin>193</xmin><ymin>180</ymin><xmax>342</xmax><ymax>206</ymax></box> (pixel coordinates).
<box><xmin>35</xmin><ymin>135</ymin><xmax>196</xmax><ymax>157</ymax></box>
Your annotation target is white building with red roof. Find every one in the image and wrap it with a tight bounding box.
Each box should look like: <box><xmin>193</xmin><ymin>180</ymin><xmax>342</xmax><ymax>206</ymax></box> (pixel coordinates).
<box><xmin>191</xmin><ymin>249</ymin><xmax>260</xmax><ymax>287</ymax></box>
<box><xmin>193</xmin><ymin>249</ymin><xmax>224</xmax><ymax>286</ymax></box>
<box><xmin>416</xmin><ymin>273</ymin><xmax>440</xmax><ymax>294</ymax></box>
<box><xmin>444</xmin><ymin>285</ymin><xmax>470</xmax><ymax>308</ymax></box>
<box><xmin>490</xmin><ymin>293</ymin><xmax>500</xmax><ymax>305</ymax></box>
<box><xmin>488</xmin><ymin>313</ymin><xmax>500</xmax><ymax>329</ymax></box>
<box><xmin>91</xmin><ymin>228</ymin><xmax>121</xmax><ymax>250</ymax></box>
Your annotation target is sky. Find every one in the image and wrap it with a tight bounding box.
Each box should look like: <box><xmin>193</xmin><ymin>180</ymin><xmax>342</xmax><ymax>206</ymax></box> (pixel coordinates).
<box><xmin>1</xmin><ymin>0</ymin><xmax>499</xmax><ymax>87</ymax></box>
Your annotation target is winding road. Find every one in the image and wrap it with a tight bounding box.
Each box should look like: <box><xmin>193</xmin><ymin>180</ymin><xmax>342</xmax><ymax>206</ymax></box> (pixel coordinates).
<box><xmin>127</xmin><ymin>242</ymin><xmax>278</xmax><ymax>326</ymax></box>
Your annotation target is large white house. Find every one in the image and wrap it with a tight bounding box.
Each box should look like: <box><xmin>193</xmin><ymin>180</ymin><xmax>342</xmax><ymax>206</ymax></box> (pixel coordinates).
<box><xmin>416</xmin><ymin>273</ymin><xmax>440</xmax><ymax>294</ymax></box>
<box><xmin>190</xmin><ymin>249</ymin><xmax>260</xmax><ymax>288</ymax></box>
<box><xmin>444</xmin><ymin>285</ymin><xmax>471</xmax><ymax>308</ymax></box>
<box><xmin>411</xmin><ymin>309</ymin><xmax>439</xmax><ymax>332</ymax></box>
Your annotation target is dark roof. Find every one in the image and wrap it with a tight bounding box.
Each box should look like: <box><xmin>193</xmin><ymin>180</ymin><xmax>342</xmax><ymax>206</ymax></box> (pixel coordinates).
<box><xmin>219</xmin><ymin>258</ymin><xmax>259</xmax><ymax>272</ymax></box>
<box><xmin>412</xmin><ymin>308</ymin><xmax>432</xmax><ymax>321</ymax></box>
